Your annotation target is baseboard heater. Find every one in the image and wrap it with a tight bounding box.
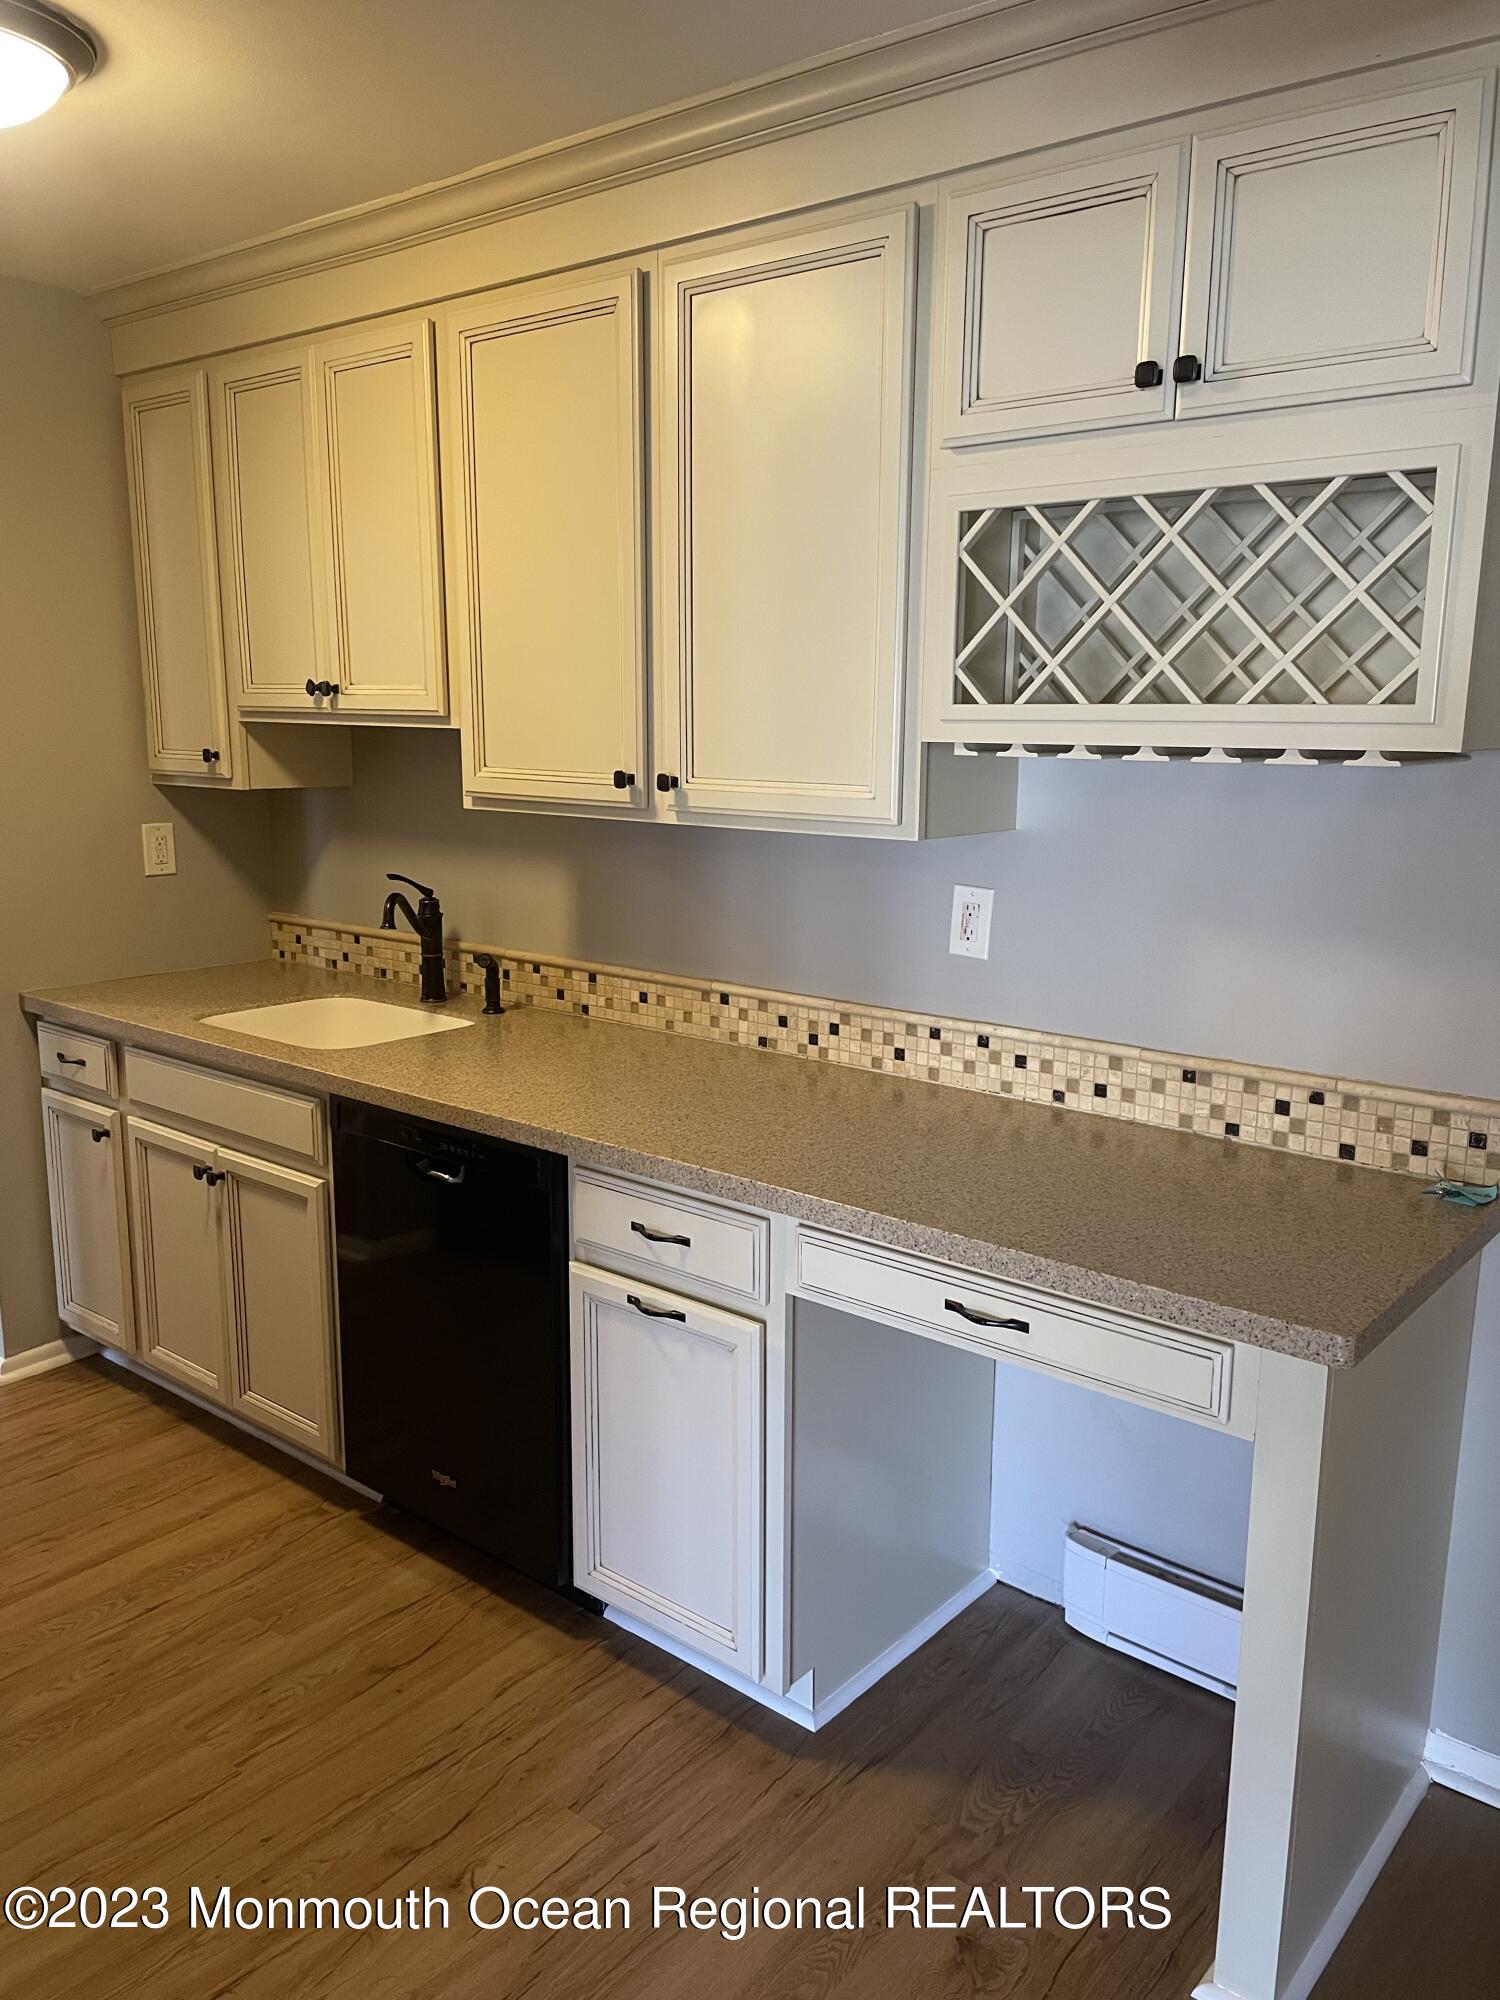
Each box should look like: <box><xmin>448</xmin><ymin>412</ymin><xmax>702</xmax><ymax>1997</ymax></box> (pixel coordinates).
<box><xmin>1063</xmin><ymin>1525</ymin><xmax>1243</xmax><ymax>1699</ymax></box>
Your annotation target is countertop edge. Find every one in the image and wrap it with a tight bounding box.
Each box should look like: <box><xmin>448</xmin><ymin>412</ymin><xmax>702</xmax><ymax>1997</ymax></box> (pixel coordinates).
<box><xmin>25</xmin><ymin>988</ymin><xmax>1498</xmax><ymax>1369</ymax></box>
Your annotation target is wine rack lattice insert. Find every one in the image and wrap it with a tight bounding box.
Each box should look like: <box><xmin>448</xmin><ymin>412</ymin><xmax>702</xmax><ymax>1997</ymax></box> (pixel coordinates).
<box><xmin>953</xmin><ymin>468</ymin><xmax>1437</xmax><ymax>711</ymax></box>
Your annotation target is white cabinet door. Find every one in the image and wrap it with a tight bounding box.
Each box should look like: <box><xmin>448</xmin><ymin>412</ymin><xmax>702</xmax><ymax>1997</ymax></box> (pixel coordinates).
<box><xmin>570</xmin><ymin>1263</ymin><xmax>763</xmax><ymax>1676</ymax></box>
<box><xmin>211</xmin><ymin>344</ymin><xmax>329</xmax><ymax>713</ymax></box>
<box><xmin>311</xmin><ymin>317</ymin><xmax>447</xmax><ymax>719</ymax></box>
<box><xmin>936</xmin><ymin>145</ymin><xmax>1185</xmax><ymax>444</ymax></box>
<box><xmin>120</xmin><ymin>368</ymin><xmax>233</xmax><ymax>782</ymax></box>
<box><xmin>444</xmin><ymin>271</ymin><xmax>647</xmax><ymax>810</ymax></box>
<box><xmin>40</xmin><ymin>1093</ymin><xmax>134</xmax><ymax>1353</ymax></box>
<box><xmin>657</xmin><ymin>208</ymin><xmax>915</xmax><ymax>827</ymax></box>
<box><xmin>125</xmin><ymin>1117</ymin><xmax>231</xmax><ymax>1401</ymax></box>
<box><xmin>219</xmin><ymin>1146</ymin><xmax>337</xmax><ymax>1458</ymax></box>
<box><xmin>1179</xmin><ymin>77</ymin><xmax>1493</xmax><ymax>418</ymax></box>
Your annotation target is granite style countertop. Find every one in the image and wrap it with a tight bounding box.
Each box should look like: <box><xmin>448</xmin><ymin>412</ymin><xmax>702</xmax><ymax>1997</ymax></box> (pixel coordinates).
<box><xmin>23</xmin><ymin>959</ymin><xmax>1500</xmax><ymax>1366</ymax></box>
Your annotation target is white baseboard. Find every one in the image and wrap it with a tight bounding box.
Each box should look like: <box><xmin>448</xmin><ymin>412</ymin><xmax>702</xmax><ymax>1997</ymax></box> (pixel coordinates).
<box><xmin>1192</xmin><ymin>1765</ymin><xmax>1429</xmax><ymax>2000</ymax></box>
<box><xmin>607</xmin><ymin>1568</ymin><xmax>996</xmax><ymax>1733</ymax></box>
<box><xmin>1425</xmin><ymin>1728</ymin><xmax>1500</xmax><ymax>1811</ymax></box>
<box><xmin>0</xmin><ymin>1333</ymin><xmax>97</xmax><ymax>1383</ymax></box>
<box><xmin>990</xmin><ymin>1556</ymin><xmax>1065</xmax><ymax>1607</ymax></box>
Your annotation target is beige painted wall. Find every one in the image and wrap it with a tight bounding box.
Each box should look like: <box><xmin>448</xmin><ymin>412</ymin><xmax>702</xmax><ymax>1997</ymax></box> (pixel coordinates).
<box><xmin>0</xmin><ymin>275</ymin><xmax>274</xmax><ymax>1360</ymax></box>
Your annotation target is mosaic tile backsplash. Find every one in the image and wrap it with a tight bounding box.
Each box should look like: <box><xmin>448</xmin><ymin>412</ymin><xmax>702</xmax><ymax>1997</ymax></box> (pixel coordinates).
<box><xmin>270</xmin><ymin>915</ymin><xmax>1500</xmax><ymax>1189</ymax></box>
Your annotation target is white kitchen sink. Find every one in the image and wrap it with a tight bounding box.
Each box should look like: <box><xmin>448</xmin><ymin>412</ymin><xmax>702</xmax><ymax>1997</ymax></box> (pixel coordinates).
<box><xmin>200</xmin><ymin>996</ymin><xmax>473</xmax><ymax>1050</ymax></box>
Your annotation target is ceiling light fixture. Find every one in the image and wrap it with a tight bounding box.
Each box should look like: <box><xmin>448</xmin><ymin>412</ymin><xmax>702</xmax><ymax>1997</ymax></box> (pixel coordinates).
<box><xmin>0</xmin><ymin>0</ymin><xmax>95</xmax><ymax>128</ymax></box>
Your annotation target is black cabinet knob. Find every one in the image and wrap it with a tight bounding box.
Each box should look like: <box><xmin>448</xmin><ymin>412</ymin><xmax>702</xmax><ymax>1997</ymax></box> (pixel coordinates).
<box><xmin>612</xmin><ymin>769</ymin><xmax>636</xmax><ymax>789</ymax></box>
<box><xmin>1134</xmin><ymin>359</ymin><xmax>1163</xmax><ymax>389</ymax></box>
<box><xmin>1171</xmin><ymin>354</ymin><xmax>1203</xmax><ymax>384</ymax></box>
<box><xmin>655</xmin><ymin>773</ymin><xmax>679</xmax><ymax>793</ymax></box>
<box><xmin>201</xmin><ymin>747</ymin><xmax>220</xmax><ymax>763</ymax></box>
<box><xmin>90</xmin><ymin>1128</ymin><xmax>109</xmax><ymax>1143</ymax></box>
<box><xmin>305</xmin><ymin>679</ymin><xmax>339</xmax><ymax>699</ymax></box>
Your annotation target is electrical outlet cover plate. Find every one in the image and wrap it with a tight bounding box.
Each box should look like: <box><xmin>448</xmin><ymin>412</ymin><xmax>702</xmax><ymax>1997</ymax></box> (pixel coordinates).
<box><xmin>950</xmin><ymin>884</ymin><xmax>993</xmax><ymax>958</ymax></box>
<box><xmin>142</xmin><ymin>822</ymin><xmax>176</xmax><ymax>877</ymax></box>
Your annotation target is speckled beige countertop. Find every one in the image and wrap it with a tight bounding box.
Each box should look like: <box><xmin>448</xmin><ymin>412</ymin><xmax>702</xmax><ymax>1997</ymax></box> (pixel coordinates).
<box><xmin>23</xmin><ymin>959</ymin><xmax>1500</xmax><ymax>1366</ymax></box>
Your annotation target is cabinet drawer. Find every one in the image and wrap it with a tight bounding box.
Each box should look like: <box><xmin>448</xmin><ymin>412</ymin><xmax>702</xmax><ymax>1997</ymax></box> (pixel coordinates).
<box><xmin>38</xmin><ymin>1024</ymin><xmax>117</xmax><ymax>1099</ymax></box>
<box><xmin>573</xmin><ymin>1171</ymin><xmax>767</xmax><ymax>1304</ymax></box>
<box><xmin>124</xmin><ymin>1048</ymin><xmax>324</xmax><ymax>1164</ymax></box>
<box><xmin>795</xmin><ymin>1229</ymin><xmax>1232</xmax><ymax>1424</ymax></box>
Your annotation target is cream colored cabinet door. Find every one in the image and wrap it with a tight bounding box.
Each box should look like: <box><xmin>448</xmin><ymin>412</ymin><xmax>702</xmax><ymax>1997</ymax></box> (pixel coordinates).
<box><xmin>219</xmin><ymin>1146</ymin><xmax>337</xmax><ymax>1459</ymax></box>
<box><xmin>311</xmin><ymin>317</ymin><xmax>447</xmax><ymax>718</ymax></box>
<box><xmin>443</xmin><ymin>271</ymin><xmax>647</xmax><ymax>810</ymax></box>
<box><xmin>125</xmin><ymin>1117</ymin><xmax>231</xmax><ymax>1401</ymax></box>
<box><xmin>211</xmin><ymin>343</ymin><xmax>329</xmax><ymax>713</ymax></box>
<box><xmin>1178</xmin><ymin>77</ymin><xmax>1492</xmax><ymax>418</ymax></box>
<box><xmin>570</xmin><ymin>1264</ymin><xmax>763</xmax><ymax>1676</ymax></box>
<box><xmin>656</xmin><ymin>209</ymin><xmax>915</xmax><ymax>828</ymax></box>
<box><xmin>936</xmin><ymin>145</ymin><xmax>1185</xmax><ymax>445</ymax></box>
<box><xmin>120</xmin><ymin>368</ymin><xmax>234</xmax><ymax>781</ymax></box>
<box><xmin>40</xmin><ymin>1093</ymin><xmax>134</xmax><ymax>1353</ymax></box>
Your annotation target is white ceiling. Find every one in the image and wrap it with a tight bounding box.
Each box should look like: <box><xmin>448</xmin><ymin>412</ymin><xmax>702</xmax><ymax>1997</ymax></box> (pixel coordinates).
<box><xmin>0</xmin><ymin>0</ymin><xmax>973</xmax><ymax>293</ymax></box>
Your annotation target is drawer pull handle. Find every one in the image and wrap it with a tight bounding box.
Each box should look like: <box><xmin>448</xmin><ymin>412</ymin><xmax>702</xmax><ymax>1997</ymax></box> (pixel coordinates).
<box><xmin>626</xmin><ymin>1293</ymin><xmax>687</xmax><ymax>1322</ymax></box>
<box><xmin>90</xmin><ymin>1127</ymin><xmax>109</xmax><ymax>1143</ymax></box>
<box><xmin>944</xmin><ymin>1298</ymin><xmax>1030</xmax><ymax>1334</ymax></box>
<box><xmin>55</xmin><ymin>1053</ymin><xmax>87</xmax><ymax>1067</ymax></box>
<box><xmin>630</xmin><ymin>1220</ymin><xmax>692</xmax><ymax>1247</ymax></box>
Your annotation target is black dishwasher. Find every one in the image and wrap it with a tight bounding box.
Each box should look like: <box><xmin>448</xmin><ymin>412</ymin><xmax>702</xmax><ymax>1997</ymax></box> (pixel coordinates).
<box><xmin>332</xmin><ymin>1097</ymin><xmax>575</xmax><ymax>1593</ymax></box>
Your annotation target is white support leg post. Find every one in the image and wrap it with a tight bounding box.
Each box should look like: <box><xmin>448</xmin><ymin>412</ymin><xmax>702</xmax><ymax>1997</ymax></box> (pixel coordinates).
<box><xmin>1195</xmin><ymin>1265</ymin><xmax>1479</xmax><ymax>2000</ymax></box>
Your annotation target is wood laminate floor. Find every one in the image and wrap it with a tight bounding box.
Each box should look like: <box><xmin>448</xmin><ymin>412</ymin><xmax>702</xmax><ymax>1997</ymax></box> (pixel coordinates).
<box><xmin>1</xmin><ymin>1359</ymin><xmax>1494</xmax><ymax>2000</ymax></box>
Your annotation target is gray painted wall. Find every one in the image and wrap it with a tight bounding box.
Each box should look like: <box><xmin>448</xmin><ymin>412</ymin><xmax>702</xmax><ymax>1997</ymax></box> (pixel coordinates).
<box><xmin>0</xmin><ymin>277</ymin><xmax>274</xmax><ymax>1359</ymax></box>
<box><xmin>268</xmin><ymin>727</ymin><xmax>1500</xmax><ymax>1756</ymax></box>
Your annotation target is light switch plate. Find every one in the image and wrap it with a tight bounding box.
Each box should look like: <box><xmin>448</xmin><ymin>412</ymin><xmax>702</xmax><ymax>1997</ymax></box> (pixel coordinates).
<box><xmin>142</xmin><ymin>822</ymin><xmax>176</xmax><ymax>877</ymax></box>
<box><xmin>950</xmin><ymin>884</ymin><xmax>993</xmax><ymax>959</ymax></box>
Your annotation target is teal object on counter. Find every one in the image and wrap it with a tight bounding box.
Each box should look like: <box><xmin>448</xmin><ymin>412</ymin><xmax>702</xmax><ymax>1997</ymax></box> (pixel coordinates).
<box><xmin>1422</xmin><ymin>1180</ymin><xmax>1498</xmax><ymax>1207</ymax></box>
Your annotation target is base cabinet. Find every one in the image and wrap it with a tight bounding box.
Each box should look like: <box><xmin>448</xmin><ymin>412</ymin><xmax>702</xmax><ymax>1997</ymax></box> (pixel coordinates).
<box><xmin>570</xmin><ymin>1262</ymin><xmax>763</xmax><ymax>1676</ymax></box>
<box><xmin>124</xmin><ymin>1114</ymin><xmax>338</xmax><ymax>1458</ymax></box>
<box><xmin>40</xmin><ymin>1092</ymin><xmax>134</xmax><ymax>1353</ymax></box>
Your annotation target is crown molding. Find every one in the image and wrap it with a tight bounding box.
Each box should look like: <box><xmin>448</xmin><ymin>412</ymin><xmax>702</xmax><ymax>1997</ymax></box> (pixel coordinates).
<box><xmin>93</xmin><ymin>0</ymin><xmax>1260</xmax><ymax>325</ymax></box>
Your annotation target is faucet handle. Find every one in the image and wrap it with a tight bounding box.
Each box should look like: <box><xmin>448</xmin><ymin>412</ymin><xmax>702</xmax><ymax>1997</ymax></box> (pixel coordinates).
<box><xmin>386</xmin><ymin>872</ymin><xmax>435</xmax><ymax>899</ymax></box>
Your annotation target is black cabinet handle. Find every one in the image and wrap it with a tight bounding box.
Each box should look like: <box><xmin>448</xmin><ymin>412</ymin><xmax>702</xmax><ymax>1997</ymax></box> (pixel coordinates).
<box><xmin>192</xmin><ymin>1162</ymin><xmax>208</xmax><ymax>1181</ymax></box>
<box><xmin>414</xmin><ymin>1159</ymin><xmax>466</xmax><ymax>1186</ymax></box>
<box><xmin>305</xmin><ymin>679</ymin><xmax>339</xmax><ymax>698</ymax></box>
<box><xmin>90</xmin><ymin>1128</ymin><xmax>109</xmax><ymax>1143</ymax></box>
<box><xmin>204</xmin><ymin>1169</ymin><xmax>226</xmax><ymax>1187</ymax></box>
<box><xmin>55</xmin><ymin>1053</ymin><xmax>86</xmax><ymax>1067</ymax></box>
<box><xmin>655</xmin><ymin>773</ymin><xmax>679</xmax><ymax>793</ymax></box>
<box><xmin>201</xmin><ymin>747</ymin><xmax>220</xmax><ymax>763</ymax></box>
<box><xmin>612</xmin><ymin>769</ymin><xmax>636</xmax><ymax>789</ymax></box>
<box><xmin>631</xmin><ymin>1220</ymin><xmax>692</xmax><ymax>1247</ymax></box>
<box><xmin>626</xmin><ymin>1293</ymin><xmax>687</xmax><ymax>1321</ymax></box>
<box><xmin>944</xmin><ymin>1298</ymin><xmax>1030</xmax><ymax>1333</ymax></box>
<box><xmin>1171</xmin><ymin>354</ymin><xmax>1202</xmax><ymax>384</ymax></box>
<box><xmin>1134</xmin><ymin>360</ymin><xmax>1163</xmax><ymax>389</ymax></box>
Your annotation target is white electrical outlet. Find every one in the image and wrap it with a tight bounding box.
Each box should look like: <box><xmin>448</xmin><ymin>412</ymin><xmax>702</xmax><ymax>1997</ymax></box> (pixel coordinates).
<box><xmin>142</xmin><ymin>822</ymin><xmax>176</xmax><ymax>877</ymax></box>
<box><xmin>949</xmin><ymin>884</ymin><xmax>993</xmax><ymax>959</ymax></box>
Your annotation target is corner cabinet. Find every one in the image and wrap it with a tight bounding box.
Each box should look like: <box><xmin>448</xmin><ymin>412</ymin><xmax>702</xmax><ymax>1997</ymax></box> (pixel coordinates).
<box><xmin>442</xmin><ymin>271</ymin><xmax>648</xmax><ymax>811</ymax></box>
<box><xmin>40</xmin><ymin>1091</ymin><xmax>134</xmax><ymax>1353</ymax></box>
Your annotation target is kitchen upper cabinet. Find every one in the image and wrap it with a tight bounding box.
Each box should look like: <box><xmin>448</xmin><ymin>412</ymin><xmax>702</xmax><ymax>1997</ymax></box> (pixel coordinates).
<box><xmin>121</xmin><ymin>367</ymin><xmax>234</xmax><ymax>782</ymax></box>
<box><xmin>311</xmin><ymin>317</ymin><xmax>447</xmax><ymax>717</ymax></box>
<box><xmin>443</xmin><ymin>271</ymin><xmax>646</xmax><ymax>810</ymax></box>
<box><xmin>218</xmin><ymin>1145</ymin><xmax>337</xmax><ymax>1457</ymax></box>
<box><xmin>213</xmin><ymin>318</ymin><xmax>446</xmax><ymax>723</ymax></box>
<box><xmin>41</xmin><ymin>1093</ymin><xmax>134</xmax><ymax>1353</ymax></box>
<box><xmin>656</xmin><ymin>208</ymin><xmax>917</xmax><ymax>828</ymax></box>
<box><xmin>211</xmin><ymin>342</ymin><xmax>327</xmax><ymax>711</ymax></box>
<box><xmin>936</xmin><ymin>146</ymin><xmax>1185</xmax><ymax>445</ymax></box>
<box><xmin>1178</xmin><ymin>78</ymin><xmax>1492</xmax><ymax>419</ymax></box>
<box><xmin>126</xmin><ymin>1116</ymin><xmax>232</xmax><ymax>1401</ymax></box>
<box><xmin>571</xmin><ymin>1263</ymin><xmax>763</xmax><ymax>1676</ymax></box>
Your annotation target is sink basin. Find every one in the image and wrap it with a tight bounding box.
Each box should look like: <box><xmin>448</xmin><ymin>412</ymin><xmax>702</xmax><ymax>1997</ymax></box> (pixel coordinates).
<box><xmin>200</xmin><ymin>996</ymin><xmax>473</xmax><ymax>1050</ymax></box>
